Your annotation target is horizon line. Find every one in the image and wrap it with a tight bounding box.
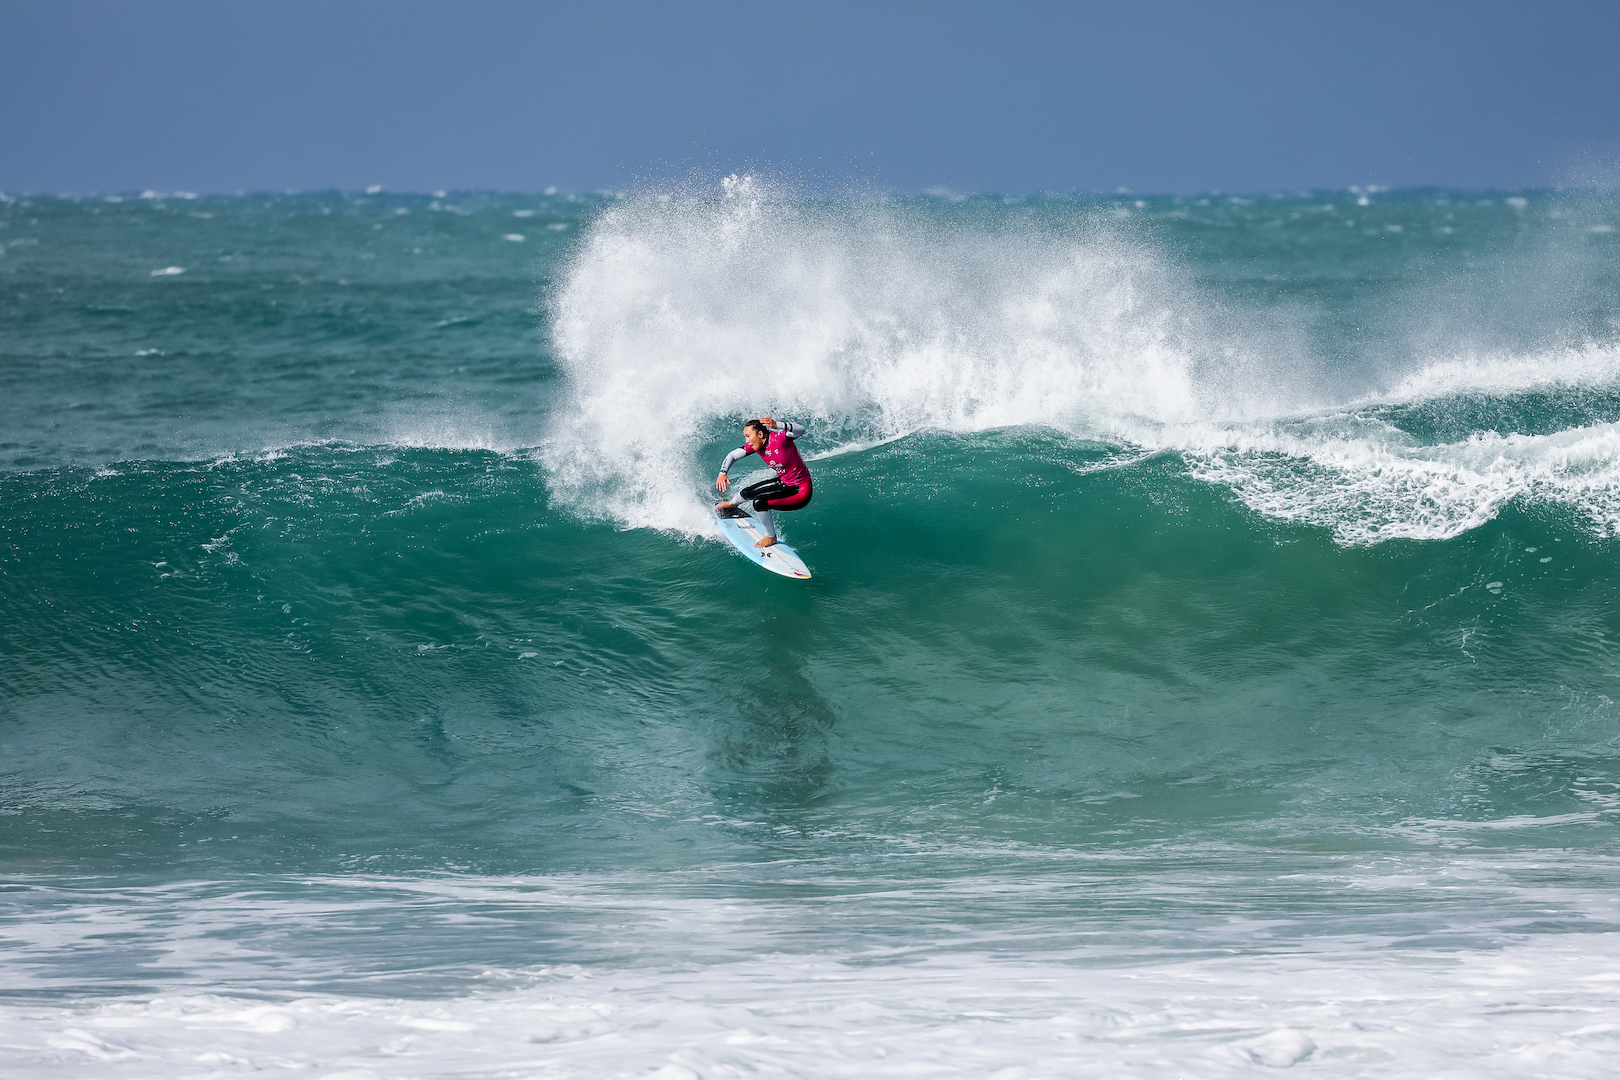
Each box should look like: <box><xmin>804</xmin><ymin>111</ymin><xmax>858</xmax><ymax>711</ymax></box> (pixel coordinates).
<box><xmin>1</xmin><ymin>181</ymin><xmax>1608</xmax><ymax>203</ymax></box>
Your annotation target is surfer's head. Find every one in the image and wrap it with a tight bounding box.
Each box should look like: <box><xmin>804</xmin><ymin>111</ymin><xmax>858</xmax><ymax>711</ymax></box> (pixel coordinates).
<box><xmin>743</xmin><ymin>419</ymin><xmax>770</xmax><ymax>450</ymax></box>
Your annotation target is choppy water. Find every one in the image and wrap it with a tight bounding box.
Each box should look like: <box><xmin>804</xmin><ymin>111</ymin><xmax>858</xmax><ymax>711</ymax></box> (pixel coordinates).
<box><xmin>4</xmin><ymin>180</ymin><xmax>1620</xmax><ymax>1077</ymax></box>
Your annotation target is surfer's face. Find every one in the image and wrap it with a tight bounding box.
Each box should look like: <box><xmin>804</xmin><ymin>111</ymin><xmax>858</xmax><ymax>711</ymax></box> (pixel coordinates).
<box><xmin>743</xmin><ymin>426</ymin><xmax>767</xmax><ymax>450</ymax></box>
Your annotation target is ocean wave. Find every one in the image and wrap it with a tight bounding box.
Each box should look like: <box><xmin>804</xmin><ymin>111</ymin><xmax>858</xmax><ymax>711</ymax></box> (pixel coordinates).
<box><xmin>540</xmin><ymin>176</ymin><xmax>1620</xmax><ymax>544</ymax></box>
<box><xmin>540</xmin><ymin>175</ymin><xmax>1278</xmax><ymax>535</ymax></box>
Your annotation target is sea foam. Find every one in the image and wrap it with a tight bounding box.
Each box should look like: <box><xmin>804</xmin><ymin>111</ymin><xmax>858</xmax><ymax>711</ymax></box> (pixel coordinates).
<box><xmin>543</xmin><ymin>177</ymin><xmax>1620</xmax><ymax>544</ymax></box>
<box><xmin>6</xmin><ymin>868</ymin><xmax>1620</xmax><ymax>1079</ymax></box>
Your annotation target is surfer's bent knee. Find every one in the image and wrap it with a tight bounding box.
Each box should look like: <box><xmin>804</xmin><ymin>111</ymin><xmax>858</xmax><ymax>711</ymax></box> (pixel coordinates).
<box><xmin>747</xmin><ymin>481</ymin><xmax>812</xmax><ymax>515</ymax></box>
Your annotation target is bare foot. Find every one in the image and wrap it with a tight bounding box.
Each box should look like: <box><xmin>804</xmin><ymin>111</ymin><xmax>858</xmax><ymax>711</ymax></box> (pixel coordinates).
<box><xmin>716</xmin><ymin>500</ymin><xmax>735</xmax><ymax>509</ymax></box>
<box><xmin>754</xmin><ymin>535</ymin><xmax>777</xmax><ymax>548</ymax></box>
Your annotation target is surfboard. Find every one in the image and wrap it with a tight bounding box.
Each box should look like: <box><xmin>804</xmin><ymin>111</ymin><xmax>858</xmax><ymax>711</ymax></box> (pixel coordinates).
<box><xmin>714</xmin><ymin>504</ymin><xmax>812</xmax><ymax>579</ymax></box>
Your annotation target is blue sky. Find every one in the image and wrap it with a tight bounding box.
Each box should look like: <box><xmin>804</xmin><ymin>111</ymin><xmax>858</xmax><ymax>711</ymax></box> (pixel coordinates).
<box><xmin>4</xmin><ymin>0</ymin><xmax>1617</xmax><ymax>195</ymax></box>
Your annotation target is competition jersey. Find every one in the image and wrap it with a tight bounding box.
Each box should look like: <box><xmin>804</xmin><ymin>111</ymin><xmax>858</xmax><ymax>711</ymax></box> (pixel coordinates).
<box><xmin>720</xmin><ymin>422</ymin><xmax>810</xmax><ymax>488</ymax></box>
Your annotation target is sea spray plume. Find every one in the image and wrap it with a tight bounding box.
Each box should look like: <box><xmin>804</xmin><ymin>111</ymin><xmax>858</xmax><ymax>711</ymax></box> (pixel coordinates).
<box><xmin>541</xmin><ymin>174</ymin><xmax>1262</xmax><ymax>533</ymax></box>
<box><xmin>540</xmin><ymin>177</ymin><xmax>1620</xmax><ymax>545</ymax></box>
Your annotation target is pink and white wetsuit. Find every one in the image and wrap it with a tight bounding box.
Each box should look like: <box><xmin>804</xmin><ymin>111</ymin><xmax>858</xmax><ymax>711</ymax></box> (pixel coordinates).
<box><xmin>719</xmin><ymin>421</ymin><xmax>812</xmax><ymax>538</ymax></box>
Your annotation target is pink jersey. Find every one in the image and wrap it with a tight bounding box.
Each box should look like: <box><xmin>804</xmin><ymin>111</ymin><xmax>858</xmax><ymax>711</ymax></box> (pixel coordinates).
<box><xmin>747</xmin><ymin>428</ymin><xmax>811</xmax><ymax>488</ymax></box>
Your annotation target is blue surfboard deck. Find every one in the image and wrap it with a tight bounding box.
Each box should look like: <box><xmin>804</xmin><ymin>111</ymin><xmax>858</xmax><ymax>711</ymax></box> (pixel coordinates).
<box><xmin>714</xmin><ymin>505</ymin><xmax>812</xmax><ymax>579</ymax></box>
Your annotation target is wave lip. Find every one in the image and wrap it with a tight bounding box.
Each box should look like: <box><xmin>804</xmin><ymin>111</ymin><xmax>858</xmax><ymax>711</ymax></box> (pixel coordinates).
<box><xmin>1378</xmin><ymin>345</ymin><xmax>1620</xmax><ymax>404</ymax></box>
<box><xmin>1178</xmin><ymin>420</ymin><xmax>1620</xmax><ymax>543</ymax></box>
<box><xmin>1170</xmin><ymin>346</ymin><xmax>1620</xmax><ymax>544</ymax></box>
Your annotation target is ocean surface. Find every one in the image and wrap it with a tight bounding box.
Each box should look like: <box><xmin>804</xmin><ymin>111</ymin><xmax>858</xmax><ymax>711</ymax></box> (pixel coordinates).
<box><xmin>4</xmin><ymin>178</ymin><xmax>1620</xmax><ymax>1077</ymax></box>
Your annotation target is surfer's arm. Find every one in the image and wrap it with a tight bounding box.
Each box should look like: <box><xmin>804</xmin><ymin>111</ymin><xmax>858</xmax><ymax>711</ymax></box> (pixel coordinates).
<box><xmin>759</xmin><ymin>418</ymin><xmax>805</xmax><ymax>439</ymax></box>
<box><xmin>716</xmin><ymin>445</ymin><xmax>752</xmax><ymax>490</ymax></box>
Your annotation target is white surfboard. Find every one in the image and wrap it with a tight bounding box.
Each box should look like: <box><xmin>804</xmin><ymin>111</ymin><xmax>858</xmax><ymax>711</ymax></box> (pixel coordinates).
<box><xmin>714</xmin><ymin>505</ymin><xmax>812</xmax><ymax>579</ymax></box>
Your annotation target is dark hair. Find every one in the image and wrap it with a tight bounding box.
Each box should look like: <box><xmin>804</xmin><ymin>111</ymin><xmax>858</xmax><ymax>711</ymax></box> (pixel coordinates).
<box><xmin>744</xmin><ymin>418</ymin><xmax>770</xmax><ymax>436</ymax></box>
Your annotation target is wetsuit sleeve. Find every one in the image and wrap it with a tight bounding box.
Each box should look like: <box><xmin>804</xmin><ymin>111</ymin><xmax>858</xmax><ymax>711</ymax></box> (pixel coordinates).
<box><xmin>718</xmin><ymin>446</ymin><xmax>752</xmax><ymax>473</ymax></box>
<box><xmin>779</xmin><ymin>421</ymin><xmax>804</xmax><ymax>439</ymax></box>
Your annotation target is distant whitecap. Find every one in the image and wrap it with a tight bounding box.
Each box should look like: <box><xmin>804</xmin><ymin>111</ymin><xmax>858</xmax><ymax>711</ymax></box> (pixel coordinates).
<box><xmin>150</xmin><ymin>266</ymin><xmax>185</xmax><ymax>276</ymax></box>
<box><xmin>502</xmin><ymin>234</ymin><xmax>526</xmax><ymax>242</ymax></box>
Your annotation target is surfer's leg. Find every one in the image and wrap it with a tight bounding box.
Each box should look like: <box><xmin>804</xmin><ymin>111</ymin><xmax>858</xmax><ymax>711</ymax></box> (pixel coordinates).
<box><xmin>745</xmin><ymin>482</ymin><xmax>796</xmax><ymax>511</ymax></box>
<box><xmin>760</xmin><ymin>484</ymin><xmax>812</xmax><ymax>513</ymax></box>
<box><xmin>746</xmin><ymin>482</ymin><xmax>796</xmax><ymax>547</ymax></box>
<box><xmin>740</xmin><ymin>478</ymin><xmax>790</xmax><ymax>504</ymax></box>
<box><xmin>749</xmin><ymin>482</ymin><xmax>813</xmax><ymax>547</ymax></box>
<box><xmin>738</xmin><ymin>481</ymin><xmax>790</xmax><ymax>544</ymax></box>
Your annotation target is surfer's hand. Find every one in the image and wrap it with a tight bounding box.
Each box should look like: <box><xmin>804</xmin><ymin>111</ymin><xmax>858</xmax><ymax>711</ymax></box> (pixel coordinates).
<box><xmin>759</xmin><ymin>417</ymin><xmax>776</xmax><ymax>429</ymax></box>
<box><xmin>716</xmin><ymin>472</ymin><xmax>729</xmax><ymax>492</ymax></box>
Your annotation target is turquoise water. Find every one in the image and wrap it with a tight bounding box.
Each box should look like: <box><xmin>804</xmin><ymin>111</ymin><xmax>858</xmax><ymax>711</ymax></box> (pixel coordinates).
<box><xmin>4</xmin><ymin>182</ymin><xmax>1620</xmax><ymax>1076</ymax></box>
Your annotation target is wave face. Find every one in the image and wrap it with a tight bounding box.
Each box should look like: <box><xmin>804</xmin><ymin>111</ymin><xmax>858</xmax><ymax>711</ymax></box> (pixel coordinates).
<box><xmin>4</xmin><ymin>184</ymin><xmax>1620</xmax><ymax>1077</ymax></box>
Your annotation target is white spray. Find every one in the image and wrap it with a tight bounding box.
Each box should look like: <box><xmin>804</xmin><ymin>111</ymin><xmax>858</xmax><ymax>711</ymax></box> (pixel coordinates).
<box><xmin>542</xmin><ymin>176</ymin><xmax>1620</xmax><ymax>544</ymax></box>
<box><xmin>541</xmin><ymin>175</ymin><xmax>1267</xmax><ymax>534</ymax></box>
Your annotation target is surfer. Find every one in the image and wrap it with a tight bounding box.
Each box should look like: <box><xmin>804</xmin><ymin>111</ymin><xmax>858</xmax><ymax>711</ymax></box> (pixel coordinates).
<box><xmin>716</xmin><ymin>417</ymin><xmax>812</xmax><ymax>548</ymax></box>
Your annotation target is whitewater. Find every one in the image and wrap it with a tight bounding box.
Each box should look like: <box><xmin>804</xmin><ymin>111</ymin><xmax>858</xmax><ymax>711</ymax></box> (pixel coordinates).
<box><xmin>3</xmin><ymin>179</ymin><xmax>1620</xmax><ymax>1077</ymax></box>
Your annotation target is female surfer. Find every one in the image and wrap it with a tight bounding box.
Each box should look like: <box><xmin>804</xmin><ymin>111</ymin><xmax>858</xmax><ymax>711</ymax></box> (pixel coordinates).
<box><xmin>716</xmin><ymin>417</ymin><xmax>812</xmax><ymax>548</ymax></box>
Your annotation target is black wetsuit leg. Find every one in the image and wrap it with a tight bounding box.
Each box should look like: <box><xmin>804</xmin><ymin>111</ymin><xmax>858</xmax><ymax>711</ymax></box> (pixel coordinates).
<box><xmin>739</xmin><ymin>478</ymin><xmax>798</xmax><ymax>512</ymax></box>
